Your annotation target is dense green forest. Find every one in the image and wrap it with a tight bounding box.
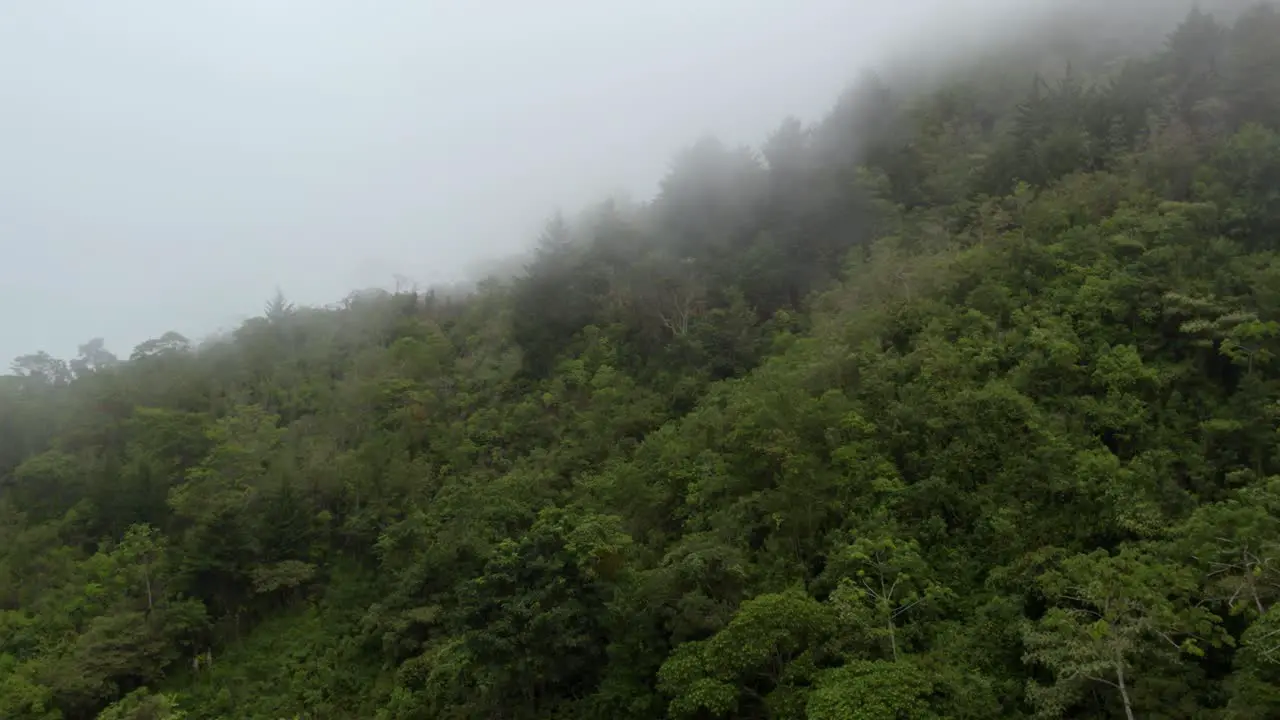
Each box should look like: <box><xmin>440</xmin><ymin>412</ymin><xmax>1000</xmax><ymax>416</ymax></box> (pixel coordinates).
<box><xmin>6</xmin><ymin>4</ymin><xmax>1280</xmax><ymax>718</ymax></box>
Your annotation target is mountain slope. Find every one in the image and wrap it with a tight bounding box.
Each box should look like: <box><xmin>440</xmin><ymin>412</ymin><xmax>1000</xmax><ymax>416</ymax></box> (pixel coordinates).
<box><xmin>4</xmin><ymin>4</ymin><xmax>1280</xmax><ymax>719</ymax></box>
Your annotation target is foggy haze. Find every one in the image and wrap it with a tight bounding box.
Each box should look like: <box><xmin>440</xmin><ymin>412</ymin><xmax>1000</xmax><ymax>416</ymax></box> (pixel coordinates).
<box><xmin>0</xmin><ymin>0</ymin><xmax>1207</xmax><ymax>365</ymax></box>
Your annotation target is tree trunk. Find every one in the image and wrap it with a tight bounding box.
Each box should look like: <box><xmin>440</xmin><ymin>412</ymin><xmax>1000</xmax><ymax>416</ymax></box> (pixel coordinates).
<box><xmin>1115</xmin><ymin>660</ymin><xmax>1136</xmax><ymax>720</ymax></box>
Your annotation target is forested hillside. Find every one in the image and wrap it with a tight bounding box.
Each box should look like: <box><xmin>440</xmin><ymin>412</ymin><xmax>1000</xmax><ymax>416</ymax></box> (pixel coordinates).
<box><xmin>6</xmin><ymin>4</ymin><xmax>1280</xmax><ymax>718</ymax></box>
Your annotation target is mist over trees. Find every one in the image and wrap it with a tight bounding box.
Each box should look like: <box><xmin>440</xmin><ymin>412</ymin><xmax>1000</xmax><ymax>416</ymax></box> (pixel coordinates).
<box><xmin>6</xmin><ymin>3</ymin><xmax>1280</xmax><ymax>718</ymax></box>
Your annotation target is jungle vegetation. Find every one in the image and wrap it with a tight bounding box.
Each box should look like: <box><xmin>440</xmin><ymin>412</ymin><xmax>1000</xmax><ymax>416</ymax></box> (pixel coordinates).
<box><xmin>5</xmin><ymin>4</ymin><xmax>1280</xmax><ymax>718</ymax></box>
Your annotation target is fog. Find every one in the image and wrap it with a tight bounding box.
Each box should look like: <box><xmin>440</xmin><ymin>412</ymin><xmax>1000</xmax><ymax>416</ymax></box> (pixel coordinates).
<box><xmin>0</xmin><ymin>0</ymin><xmax>1218</xmax><ymax>365</ymax></box>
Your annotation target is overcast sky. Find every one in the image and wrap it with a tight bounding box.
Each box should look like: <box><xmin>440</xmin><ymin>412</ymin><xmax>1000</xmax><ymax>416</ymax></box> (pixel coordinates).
<box><xmin>0</xmin><ymin>0</ymin><xmax>1184</xmax><ymax>364</ymax></box>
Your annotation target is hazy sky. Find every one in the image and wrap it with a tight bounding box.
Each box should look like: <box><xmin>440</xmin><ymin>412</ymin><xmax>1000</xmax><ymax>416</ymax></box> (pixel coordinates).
<box><xmin>0</xmin><ymin>0</ymin><xmax>1102</xmax><ymax>364</ymax></box>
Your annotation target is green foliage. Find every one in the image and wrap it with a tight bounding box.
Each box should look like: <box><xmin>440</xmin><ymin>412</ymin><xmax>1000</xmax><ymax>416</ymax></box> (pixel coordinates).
<box><xmin>805</xmin><ymin>660</ymin><xmax>937</xmax><ymax>720</ymax></box>
<box><xmin>657</xmin><ymin>589</ymin><xmax>835</xmax><ymax>718</ymax></box>
<box><xmin>97</xmin><ymin>689</ymin><xmax>185</xmax><ymax>720</ymax></box>
<box><xmin>1023</xmin><ymin>548</ymin><xmax>1225</xmax><ymax>718</ymax></box>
